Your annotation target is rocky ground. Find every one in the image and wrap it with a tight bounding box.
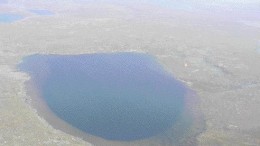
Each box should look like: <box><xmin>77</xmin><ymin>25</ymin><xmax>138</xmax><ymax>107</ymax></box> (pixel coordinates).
<box><xmin>0</xmin><ymin>1</ymin><xmax>260</xmax><ymax>146</ymax></box>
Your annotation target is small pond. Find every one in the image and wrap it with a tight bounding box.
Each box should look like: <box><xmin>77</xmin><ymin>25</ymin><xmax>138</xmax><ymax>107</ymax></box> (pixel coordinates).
<box><xmin>0</xmin><ymin>0</ymin><xmax>7</xmax><ymax>4</ymax></box>
<box><xmin>256</xmin><ymin>48</ymin><xmax>260</xmax><ymax>54</ymax></box>
<box><xmin>29</xmin><ymin>9</ymin><xmax>54</xmax><ymax>16</ymax></box>
<box><xmin>0</xmin><ymin>13</ymin><xmax>24</xmax><ymax>23</ymax></box>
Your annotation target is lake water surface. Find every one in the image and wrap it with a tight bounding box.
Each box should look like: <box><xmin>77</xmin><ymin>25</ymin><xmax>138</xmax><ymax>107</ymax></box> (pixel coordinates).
<box><xmin>0</xmin><ymin>13</ymin><xmax>23</xmax><ymax>23</ymax></box>
<box><xmin>0</xmin><ymin>0</ymin><xmax>7</xmax><ymax>4</ymax></box>
<box><xmin>19</xmin><ymin>52</ymin><xmax>204</xmax><ymax>145</ymax></box>
<box><xmin>29</xmin><ymin>9</ymin><xmax>54</xmax><ymax>15</ymax></box>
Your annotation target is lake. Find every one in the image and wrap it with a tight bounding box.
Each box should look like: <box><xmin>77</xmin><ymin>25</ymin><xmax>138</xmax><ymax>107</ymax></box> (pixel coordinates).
<box><xmin>257</xmin><ymin>48</ymin><xmax>260</xmax><ymax>54</ymax></box>
<box><xmin>0</xmin><ymin>13</ymin><xmax>24</xmax><ymax>23</ymax></box>
<box><xmin>19</xmin><ymin>52</ymin><xmax>204</xmax><ymax>145</ymax></box>
<box><xmin>0</xmin><ymin>0</ymin><xmax>7</xmax><ymax>4</ymax></box>
<box><xmin>29</xmin><ymin>9</ymin><xmax>54</xmax><ymax>16</ymax></box>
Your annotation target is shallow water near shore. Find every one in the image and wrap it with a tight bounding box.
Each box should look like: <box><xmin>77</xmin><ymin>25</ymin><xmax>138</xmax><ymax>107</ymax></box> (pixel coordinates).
<box><xmin>18</xmin><ymin>52</ymin><xmax>204</xmax><ymax>145</ymax></box>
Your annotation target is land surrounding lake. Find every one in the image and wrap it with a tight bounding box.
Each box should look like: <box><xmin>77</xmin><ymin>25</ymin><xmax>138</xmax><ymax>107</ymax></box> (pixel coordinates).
<box><xmin>0</xmin><ymin>0</ymin><xmax>260</xmax><ymax>146</ymax></box>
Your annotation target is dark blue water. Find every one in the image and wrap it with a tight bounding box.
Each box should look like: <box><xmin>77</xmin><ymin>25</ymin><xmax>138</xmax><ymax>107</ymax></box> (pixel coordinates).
<box><xmin>29</xmin><ymin>9</ymin><xmax>54</xmax><ymax>15</ymax></box>
<box><xmin>0</xmin><ymin>13</ymin><xmax>24</xmax><ymax>23</ymax></box>
<box><xmin>19</xmin><ymin>53</ymin><xmax>188</xmax><ymax>141</ymax></box>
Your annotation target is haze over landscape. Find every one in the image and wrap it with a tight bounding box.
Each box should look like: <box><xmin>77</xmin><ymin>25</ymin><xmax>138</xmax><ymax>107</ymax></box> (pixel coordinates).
<box><xmin>0</xmin><ymin>0</ymin><xmax>260</xmax><ymax>146</ymax></box>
